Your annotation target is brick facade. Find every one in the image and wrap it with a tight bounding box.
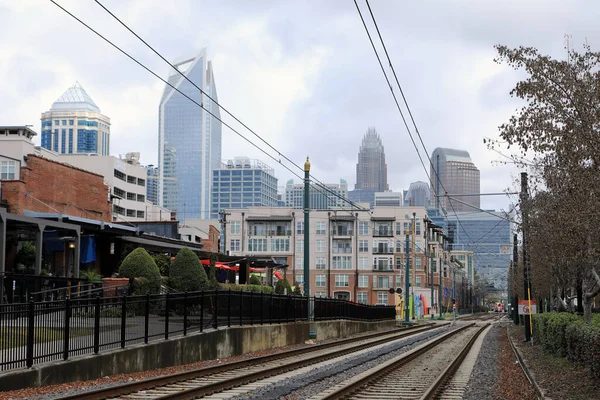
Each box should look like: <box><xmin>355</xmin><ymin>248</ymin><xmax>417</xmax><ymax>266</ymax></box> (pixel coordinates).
<box><xmin>1</xmin><ymin>154</ymin><xmax>112</xmax><ymax>221</ymax></box>
<box><xmin>201</xmin><ymin>225</ymin><xmax>220</xmax><ymax>252</ymax></box>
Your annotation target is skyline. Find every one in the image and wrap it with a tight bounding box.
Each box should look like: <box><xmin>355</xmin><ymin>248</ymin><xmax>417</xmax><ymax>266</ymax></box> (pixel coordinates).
<box><xmin>2</xmin><ymin>0</ymin><xmax>595</xmax><ymax>215</ymax></box>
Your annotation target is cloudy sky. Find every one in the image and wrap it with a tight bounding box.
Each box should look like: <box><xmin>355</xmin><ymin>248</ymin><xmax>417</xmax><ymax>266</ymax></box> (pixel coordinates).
<box><xmin>1</xmin><ymin>0</ymin><xmax>597</xmax><ymax>213</ymax></box>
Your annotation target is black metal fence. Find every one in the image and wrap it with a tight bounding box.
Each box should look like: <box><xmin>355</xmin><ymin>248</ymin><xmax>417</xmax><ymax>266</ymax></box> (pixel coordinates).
<box><xmin>0</xmin><ymin>290</ymin><xmax>394</xmax><ymax>371</ymax></box>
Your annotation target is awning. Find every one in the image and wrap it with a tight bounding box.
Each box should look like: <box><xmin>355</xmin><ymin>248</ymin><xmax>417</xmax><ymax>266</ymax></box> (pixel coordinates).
<box><xmin>119</xmin><ymin>235</ymin><xmax>204</xmax><ymax>254</ymax></box>
<box><xmin>245</xmin><ymin>216</ymin><xmax>293</xmax><ymax>221</ymax></box>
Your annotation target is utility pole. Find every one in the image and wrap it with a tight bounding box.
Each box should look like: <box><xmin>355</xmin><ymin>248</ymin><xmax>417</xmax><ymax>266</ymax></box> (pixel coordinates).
<box><xmin>218</xmin><ymin>210</ymin><xmax>231</xmax><ymax>255</ymax></box>
<box><xmin>439</xmin><ymin>250</ymin><xmax>444</xmax><ymax>319</ymax></box>
<box><xmin>303</xmin><ymin>157</ymin><xmax>311</xmax><ymax>324</ymax></box>
<box><xmin>521</xmin><ymin>172</ymin><xmax>532</xmax><ymax>341</ymax></box>
<box><xmin>411</xmin><ymin>212</ymin><xmax>416</xmax><ymax>320</ymax></box>
<box><xmin>512</xmin><ymin>233</ymin><xmax>519</xmax><ymax>325</ymax></box>
<box><xmin>404</xmin><ymin>226</ymin><xmax>412</xmax><ymax>324</ymax></box>
<box><xmin>453</xmin><ymin>266</ymin><xmax>457</xmax><ymax>319</ymax></box>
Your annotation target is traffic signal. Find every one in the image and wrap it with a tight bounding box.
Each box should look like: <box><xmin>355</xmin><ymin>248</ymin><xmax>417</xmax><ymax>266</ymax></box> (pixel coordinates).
<box><xmin>389</xmin><ymin>288</ymin><xmax>395</xmax><ymax>294</ymax></box>
<box><xmin>396</xmin><ymin>287</ymin><xmax>402</xmax><ymax>295</ymax></box>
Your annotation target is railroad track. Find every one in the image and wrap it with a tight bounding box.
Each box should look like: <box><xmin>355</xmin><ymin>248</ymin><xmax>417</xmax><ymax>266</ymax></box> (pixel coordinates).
<box><xmin>57</xmin><ymin>323</ymin><xmax>443</xmax><ymax>400</ymax></box>
<box><xmin>311</xmin><ymin>323</ymin><xmax>489</xmax><ymax>400</ymax></box>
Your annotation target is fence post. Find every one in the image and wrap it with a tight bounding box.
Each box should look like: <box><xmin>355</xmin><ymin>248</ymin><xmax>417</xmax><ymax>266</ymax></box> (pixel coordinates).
<box><xmin>200</xmin><ymin>291</ymin><xmax>204</xmax><ymax>333</ymax></box>
<box><xmin>144</xmin><ymin>293</ymin><xmax>150</xmax><ymax>344</ymax></box>
<box><xmin>183</xmin><ymin>291</ymin><xmax>188</xmax><ymax>336</ymax></box>
<box><xmin>227</xmin><ymin>289</ymin><xmax>231</xmax><ymax>328</ymax></box>
<box><xmin>270</xmin><ymin>291</ymin><xmax>274</xmax><ymax>323</ymax></box>
<box><xmin>26</xmin><ymin>299</ymin><xmax>35</xmax><ymax>368</ymax></box>
<box><xmin>120</xmin><ymin>295</ymin><xmax>126</xmax><ymax>348</ymax></box>
<box><xmin>165</xmin><ymin>293</ymin><xmax>170</xmax><ymax>340</ymax></box>
<box><xmin>93</xmin><ymin>295</ymin><xmax>100</xmax><ymax>354</ymax></box>
<box><xmin>249</xmin><ymin>290</ymin><xmax>253</xmax><ymax>325</ymax></box>
<box><xmin>63</xmin><ymin>297</ymin><xmax>70</xmax><ymax>360</ymax></box>
<box><xmin>239</xmin><ymin>288</ymin><xmax>243</xmax><ymax>326</ymax></box>
<box><xmin>260</xmin><ymin>291</ymin><xmax>264</xmax><ymax>325</ymax></box>
<box><xmin>212</xmin><ymin>289</ymin><xmax>218</xmax><ymax>329</ymax></box>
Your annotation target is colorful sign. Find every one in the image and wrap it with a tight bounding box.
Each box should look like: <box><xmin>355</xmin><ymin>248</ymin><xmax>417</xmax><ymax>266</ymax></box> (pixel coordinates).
<box><xmin>518</xmin><ymin>300</ymin><xmax>537</xmax><ymax>315</ymax></box>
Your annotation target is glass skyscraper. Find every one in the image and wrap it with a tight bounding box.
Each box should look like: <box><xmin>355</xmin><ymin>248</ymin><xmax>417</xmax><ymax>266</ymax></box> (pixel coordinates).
<box><xmin>430</xmin><ymin>148</ymin><xmax>480</xmax><ymax>213</ymax></box>
<box><xmin>355</xmin><ymin>128</ymin><xmax>388</xmax><ymax>192</ymax></box>
<box><xmin>40</xmin><ymin>82</ymin><xmax>111</xmax><ymax>155</ymax></box>
<box><xmin>145</xmin><ymin>165</ymin><xmax>159</xmax><ymax>205</ymax></box>
<box><xmin>158</xmin><ymin>49</ymin><xmax>222</xmax><ymax>219</ymax></box>
<box><xmin>285</xmin><ymin>179</ymin><xmax>348</xmax><ymax>209</ymax></box>
<box><xmin>404</xmin><ymin>181</ymin><xmax>431</xmax><ymax>207</ymax></box>
<box><xmin>211</xmin><ymin>157</ymin><xmax>278</xmax><ymax>219</ymax></box>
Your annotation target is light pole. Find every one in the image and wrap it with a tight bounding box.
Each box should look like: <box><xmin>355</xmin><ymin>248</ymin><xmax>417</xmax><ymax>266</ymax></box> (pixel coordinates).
<box><xmin>303</xmin><ymin>157</ymin><xmax>311</xmax><ymax>324</ymax></box>
<box><xmin>411</xmin><ymin>212</ymin><xmax>416</xmax><ymax>320</ymax></box>
<box><xmin>403</xmin><ymin>226</ymin><xmax>411</xmax><ymax>325</ymax></box>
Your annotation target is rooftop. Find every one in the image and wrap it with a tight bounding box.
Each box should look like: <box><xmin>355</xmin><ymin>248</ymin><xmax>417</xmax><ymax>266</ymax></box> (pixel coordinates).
<box><xmin>50</xmin><ymin>82</ymin><xmax>101</xmax><ymax>113</ymax></box>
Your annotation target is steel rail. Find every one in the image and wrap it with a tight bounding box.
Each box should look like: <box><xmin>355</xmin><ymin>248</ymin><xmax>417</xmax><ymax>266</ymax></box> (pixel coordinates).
<box><xmin>57</xmin><ymin>323</ymin><xmax>441</xmax><ymax>400</ymax></box>
<box><xmin>419</xmin><ymin>324</ymin><xmax>489</xmax><ymax>399</ymax></box>
<box><xmin>317</xmin><ymin>323</ymin><xmax>476</xmax><ymax>399</ymax></box>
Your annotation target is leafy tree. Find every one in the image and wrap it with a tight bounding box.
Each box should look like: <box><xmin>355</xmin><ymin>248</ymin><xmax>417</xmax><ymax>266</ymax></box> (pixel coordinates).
<box><xmin>249</xmin><ymin>275</ymin><xmax>262</xmax><ymax>286</ymax></box>
<box><xmin>16</xmin><ymin>242</ymin><xmax>36</xmax><ymax>273</ymax></box>
<box><xmin>492</xmin><ymin>42</ymin><xmax>600</xmax><ymax>323</ymax></box>
<box><xmin>275</xmin><ymin>278</ymin><xmax>292</xmax><ymax>295</ymax></box>
<box><xmin>169</xmin><ymin>248</ymin><xmax>207</xmax><ymax>292</ymax></box>
<box><xmin>153</xmin><ymin>253</ymin><xmax>171</xmax><ymax>276</ymax></box>
<box><xmin>119</xmin><ymin>247</ymin><xmax>161</xmax><ymax>294</ymax></box>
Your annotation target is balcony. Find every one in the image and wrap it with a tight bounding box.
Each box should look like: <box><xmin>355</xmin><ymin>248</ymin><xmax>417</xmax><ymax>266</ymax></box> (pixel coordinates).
<box><xmin>372</xmin><ymin>228</ymin><xmax>393</xmax><ymax>237</ymax></box>
<box><xmin>372</xmin><ymin>265</ymin><xmax>394</xmax><ymax>272</ymax></box>
<box><xmin>332</xmin><ymin>228</ymin><xmax>353</xmax><ymax>237</ymax></box>
<box><xmin>372</xmin><ymin>246</ymin><xmax>393</xmax><ymax>255</ymax></box>
<box><xmin>332</xmin><ymin>248</ymin><xmax>353</xmax><ymax>254</ymax></box>
<box><xmin>268</xmin><ymin>230</ymin><xmax>292</xmax><ymax>236</ymax></box>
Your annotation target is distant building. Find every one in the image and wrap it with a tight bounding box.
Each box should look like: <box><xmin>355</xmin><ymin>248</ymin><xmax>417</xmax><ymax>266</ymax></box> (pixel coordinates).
<box><xmin>211</xmin><ymin>157</ymin><xmax>278</xmax><ymax>219</ymax></box>
<box><xmin>430</xmin><ymin>148</ymin><xmax>480</xmax><ymax>213</ymax></box>
<box><xmin>374</xmin><ymin>192</ymin><xmax>403</xmax><ymax>207</ymax></box>
<box><xmin>40</xmin><ymin>82</ymin><xmax>111</xmax><ymax>156</ymax></box>
<box><xmin>145</xmin><ymin>165</ymin><xmax>159</xmax><ymax>205</ymax></box>
<box><xmin>355</xmin><ymin>128</ymin><xmax>388</xmax><ymax>192</ymax></box>
<box><xmin>285</xmin><ymin>179</ymin><xmax>348</xmax><ymax>209</ymax></box>
<box><xmin>158</xmin><ymin>49</ymin><xmax>221</xmax><ymax>219</ymax></box>
<box><xmin>404</xmin><ymin>181</ymin><xmax>431</xmax><ymax>207</ymax></box>
<box><xmin>348</xmin><ymin>189</ymin><xmax>376</xmax><ymax>208</ymax></box>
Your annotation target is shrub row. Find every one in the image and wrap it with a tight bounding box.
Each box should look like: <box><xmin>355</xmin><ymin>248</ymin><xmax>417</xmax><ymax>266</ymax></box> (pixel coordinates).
<box><xmin>533</xmin><ymin>312</ymin><xmax>600</xmax><ymax>378</ymax></box>
<box><xmin>219</xmin><ymin>283</ymin><xmax>274</xmax><ymax>294</ymax></box>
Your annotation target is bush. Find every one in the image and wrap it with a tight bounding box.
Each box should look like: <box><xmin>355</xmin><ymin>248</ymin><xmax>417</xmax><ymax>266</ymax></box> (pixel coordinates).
<box><xmin>119</xmin><ymin>248</ymin><xmax>161</xmax><ymax>294</ymax></box>
<box><xmin>169</xmin><ymin>248</ymin><xmax>207</xmax><ymax>292</ymax></box>
<box><xmin>249</xmin><ymin>275</ymin><xmax>262</xmax><ymax>285</ymax></box>
<box><xmin>275</xmin><ymin>279</ymin><xmax>292</xmax><ymax>295</ymax></box>
<box><xmin>153</xmin><ymin>254</ymin><xmax>171</xmax><ymax>276</ymax></box>
<box><xmin>219</xmin><ymin>283</ymin><xmax>274</xmax><ymax>294</ymax></box>
<box><xmin>80</xmin><ymin>268</ymin><xmax>102</xmax><ymax>282</ymax></box>
<box><xmin>533</xmin><ymin>312</ymin><xmax>581</xmax><ymax>357</ymax></box>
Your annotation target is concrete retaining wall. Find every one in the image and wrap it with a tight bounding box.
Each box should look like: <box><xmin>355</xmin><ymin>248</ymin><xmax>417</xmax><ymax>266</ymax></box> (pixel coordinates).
<box><xmin>0</xmin><ymin>320</ymin><xmax>396</xmax><ymax>391</ymax></box>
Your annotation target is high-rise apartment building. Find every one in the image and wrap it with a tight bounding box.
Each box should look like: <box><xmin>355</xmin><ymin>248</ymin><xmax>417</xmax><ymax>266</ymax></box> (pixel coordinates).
<box><xmin>430</xmin><ymin>148</ymin><xmax>480</xmax><ymax>213</ymax></box>
<box><xmin>285</xmin><ymin>179</ymin><xmax>348</xmax><ymax>209</ymax></box>
<box><xmin>40</xmin><ymin>82</ymin><xmax>111</xmax><ymax>155</ymax></box>
<box><xmin>355</xmin><ymin>128</ymin><xmax>388</xmax><ymax>192</ymax></box>
<box><xmin>158</xmin><ymin>49</ymin><xmax>222</xmax><ymax>219</ymax></box>
<box><xmin>211</xmin><ymin>157</ymin><xmax>278</xmax><ymax>218</ymax></box>
<box><xmin>145</xmin><ymin>165</ymin><xmax>159</xmax><ymax>205</ymax></box>
<box><xmin>404</xmin><ymin>181</ymin><xmax>431</xmax><ymax>207</ymax></box>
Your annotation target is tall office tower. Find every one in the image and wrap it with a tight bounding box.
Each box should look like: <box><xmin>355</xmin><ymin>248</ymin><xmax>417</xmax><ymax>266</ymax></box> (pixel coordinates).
<box><xmin>404</xmin><ymin>181</ymin><xmax>431</xmax><ymax>207</ymax></box>
<box><xmin>40</xmin><ymin>82</ymin><xmax>111</xmax><ymax>155</ymax></box>
<box><xmin>158</xmin><ymin>49</ymin><xmax>222</xmax><ymax>219</ymax></box>
<box><xmin>285</xmin><ymin>179</ymin><xmax>348</xmax><ymax>209</ymax></box>
<box><xmin>430</xmin><ymin>148</ymin><xmax>480</xmax><ymax>213</ymax></box>
<box><xmin>355</xmin><ymin>128</ymin><xmax>388</xmax><ymax>192</ymax></box>
<box><xmin>211</xmin><ymin>157</ymin><xmax>278</xmax><ymax>218</ymax></box>
<box><xmin>145</xmin><ymin>165</ymin><xmax>159</xmax><ymax>205</ymax></box>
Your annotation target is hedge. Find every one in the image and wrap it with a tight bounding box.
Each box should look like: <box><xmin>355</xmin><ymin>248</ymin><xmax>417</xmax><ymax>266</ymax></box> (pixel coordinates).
<box><xmin>533</xmin><ymin>312</ymin><xmax>600</xmax><ymax>378</ymax></box>
<box><xmin>169</xmin><ymin>248</ymin><xmax>208</xmax><ymax>292</ymax></box>
<box><xmin>219</xmin><ymin>283</ymin><xmax>274</xmax><ymax>294</ymax></box>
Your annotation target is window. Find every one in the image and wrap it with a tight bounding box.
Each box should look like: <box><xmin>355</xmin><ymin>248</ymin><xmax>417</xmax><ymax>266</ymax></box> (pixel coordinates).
<box><xmin>126</xmin><ymin>209</ymin><xmax>135</xmax><ymax>217</ymax></box>
<box><xmin>395</xmin><ymin>222</ymin><xmax>402</xmax><ymax>235</ymax></box>
<box><xmin>114</xmin><ymin>169</ymin><xmax>126</xmax><ymax>181</ymax></box>
<box><xmin>230</xmin><ymin>221</ymin><xmax>240</xmax><ymax>235</ymax></box>
<box><xmin>335</xmin><ymin>274</ymin><xmax>349</xmax><ymax>287</ymax></box>
<box><xmin>359</xmin><ymin>221</ymin><xmax>369</xmax><ymax>235</ymax></box>
<box><xmin>270</xmin><ymin>238</ymin><xmax>290</xmax><ymax>252</ymax></box>
<box><xmin>113</xmin><ymin>205</ymin><xmax>125</xmax><ymax>215</ymax></box>
<box><xmin>230</xmin><ymin>239</ymin><xmax>240</xmax><ymax>252</ymax></box>
<box><xmin>316</xmin><ymin>275</ymin><xmax>326</xmax><ymax>287</ymax></box>
<box><xmin>396</xmin><ymin>257</ymin><xmax>403</xmax><ymax>269</ymax></box>
<box><xmin>69</xmin><ymin>119</ymin><xmax>74</xmax><ymax>125</ymax></box>
<box><xmin>127</xmin><ymin>192</ymin><xmax>136</xmax><ymax>201</ymax></box>
<box><xmin>358</xmin><ymin>275</ymin><xmax>369</xmax><ymax>288</ymax></box>
<box><xmin>248</xmin><ymin>238</ymin><xmax>267</xmax><ymax>251</ymax></box>
<box><xmin>316</xmin><ymin>239</ymin><xmax>326</xmax><ymax>252</ymax></box>
<box><xmin>136</xmin><ymin>210</ymin><xmax>144</xmax><ymax>218</ymax></box>
<box><xmin>359</xmin><ymin>240</ymin><xmax>369</xmax><ymax>253</ymax></box>
<box><xmin>54</xmin><ymin>120</ymin><xmax>59</xmax><ymax>125</ymax></box>
<box><xmin>396</xmin><ymin>275</ymin><xmax>402</xmax><ymax>287</ymax></box>
<box><xmin>316</xmin><ymin>257</ymin><xmax>326</xmax><ymax>270</ymax></box>
<box><xmin>396</xmin><ymin>240</ymin><xmax>402</xmax><ymax>253</ymax></box>
<box><xmin>377</xmin><ymin>276</ymin><xmax>389</xmax><ymax>289</ymax></box>
<box><xmin>137</xmin><ymin>178</ymin><xmax>145</xmax><ymax>187</ymax></box>
<box><xmin>296</xmin><ymin>274</ymin><xmax>304</xmax><ymax>286</ymax></box>
<box><xmin>316</xmin><ymin>292</ymin><xmax>326</xmax><ymax>298</ymax></box>
<box><xmin>127</xmin><ymin>175</ymin><xmax>136</xmax><ymax>184</ymax></box>
<box><xmin>416</xmin><ymin>276</ymin><xmax>422</xmax><ymax>287</ymax></box>
<box><xmin>358</xmin><ymin>257</ymin><xmax>369</xmax><ymax>270</ymax></box>
<box><xmin>357</xmin><ymin>292</ymin><xmax>368</xmax><ymax>304</ymax></box>
<box><xmin>416</xmin><ymin>222</ymin><xmax>421</xmax><ymax>235</ymax></box>
<box><xmin>113</xmin><ymin>187</ymin><xmax>125</xmax><ymax>198</ymax></box>
<box><xmin>61</xmin><ymin>129</ymin><xmax>66</xmax><ymax>153</ymax></box>
<box><xmin>332</xmin><ymin>256</ymin><xmax>352</xmax><ymax>270</ymax></box>
<box><xmin>416</xmin><ymin>257</ymin><xmax>422</xmax><ymax>270</ymax></box>
<box><xmin>137</xmin><ymin>194</ymin><xmax>145</xmax><ymax>202</ymax></box>
<box><xmin>295</xmin><ymin>257</ymin><xmax>303</xmax><ymax>269</ymax></box>
<box><xmin>377</xmin><ymin>292</ymin><xmax>388</xmax><ymax>305</ymax></box>
<box><xmin>296</xmin><ymin>239</ymin><xmax>304</xmax><ymax>253</ymax></box>
<box><xmin>0</xmin><ymin>161</ymin><xmax>16</xmax><ymax>180</ymax></box>
<box><xmin>296</xmin><ymin>221</ymin><xmax>304</xmax><ymax>234</ymax></box>
<box><xmin>68</xmin><ymin>129</ymin><xmax>73</xmax><ymax>153</ymax></box>
<box><xmin>61</xmin><ymin>120</ymin><xmax>66</xmax><ymax>126</ymax></box>
<box><xmin>316</xmin><ymin>221</ymin><xmax>326</xmax><ymax>235</ymax></box>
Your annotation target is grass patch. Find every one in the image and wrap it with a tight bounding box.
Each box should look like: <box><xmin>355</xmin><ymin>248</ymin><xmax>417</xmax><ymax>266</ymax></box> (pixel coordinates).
<box><xmin>0</xmin><ymin>327</ymin><xmax>95</xmax><ymax>350</ymax></box>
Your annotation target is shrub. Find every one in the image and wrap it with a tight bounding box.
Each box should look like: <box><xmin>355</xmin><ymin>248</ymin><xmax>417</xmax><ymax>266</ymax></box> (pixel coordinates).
<box><xmin>219</xmin><ymin>283</ymin><xmax>274</xmax><ymax>294</ymax></box>
<box><xmin>533</xmin><ymin>312</ymin><xmax>581</xmax><ymax>357</ymax></box>
<box><xmin>275</xmin><ymin>279</ymin><xmax>292</xmax><ymax>295</ymax></box>
<box><xmin>119</xmin><ymin>248</ymin><xmax>161</xmax><ymax>294</ymax></box>
<box><xmin>249</xmin><ymin>275</ymin><xmax>262</xmax><ymax>285</ymax></box>
<box><xmin>153</xmin><ymin>254</ymin><xmax>171</xmax><ymax>276</ymax></box>
<box><xmin>169</xmin><ymin>248</ymin><xmax>207</xmax><ymax>292</ymax></box>
<box><xmin>80</xmin><ymin>268</ymin><xmax>102</xmax><ymax>282</ymax></box>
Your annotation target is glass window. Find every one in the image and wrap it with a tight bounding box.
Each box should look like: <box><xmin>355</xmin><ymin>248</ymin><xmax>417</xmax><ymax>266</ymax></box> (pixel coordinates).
<box><xmin>316</xmin><ymin>257</ymin><xmax>326</xmax><ymax>270</ymax></box>
<box><xmin>0</xmin><ymin>161</ymin><xmax>16</xmax><ymax>180</ymax></box>
<box><xmin>416</xmin><ymin>276</ymin><xmax>422</xmax><ymax>287</ymax></box>
<box><xmin>316</xmin><ymin>221</ymin><xmax>326</xmax><ymax>235</ymax></box>
<box><xmin>295</xmin><ymin>257</ymin><xmax>303</xmax><ymax>269</ymax></box>
<box><xmin>270</xmin><ymin>238</ymin><xmax>290</xmax><ymax>252</ymax></box>
<box><xmin>358</xmin><ymin>257</ymin><xmax>369</xmax><ymax>270</ymax></box>
<box><xmin>377</xmin><ymin>276</ymin><xmax>389</xmax><ymax>288</ymax></box>
<box><xmin>377</xmin><ymin>292</ymin><xmax>388</xmax><ymax>305</ymax></box>
<box><xmin>332</xmin><ymin>256</ymin><xmax>352</xmax><ymax>270</ymax></box>
<box><xmin>359</xmin><ymin>221</ymin><xmax>369</xmax><ymax>235</ymax></box>
<box><xmin>54</xmin><ymin>120</ymin><xmax>59</xmax><ymax>125</ymax></box>
<box><xmin>357</xmin><ymin>292</ymin><xmax>368</xmax><ymax>304</ymax></box>
<box><xmin>316</xmin><ymin>275</ymin><xmax>326</xmax><ymax>287</ymax></box>
<box><xmin>230</xmin><ymin>239</ymin><xmax>240</xmax><ymax>252</ymax></box>
<box><xmin>358</xmin><ymin>275</ymin><xmax>369</xmax><ymax>288</ymax></box>
<box><xmin>296</xmin><ymin>239</ymin><xmax>303</xmax><ymax>253</ymax></box>
<box><xmin>230</xmin><ymin>221</ymin><xmax>240</xmax><ymax>235</ymax></box>
<box><xmin>335</xmin><ymin>274</ymin><xmax>349</xmax><ymax>287</ymax></box>
<box><xmin>248</xmin><ymin>238</ymin><xmax>267</xmax><ymax>252</ymax></box>
<box><xmin>316</xmin><ymin>239</ymin><xmax>326</xmax><ymax>252</ymax></box>
<box><xmin>296</xmin><ymin>221</ymin><xmax>304</xmax><ymax>234</ymax></box>
<box><xmin>296</xmin><ymin>274</ymin><xmax>304</xmax><ymax>286</ymax></box>
<box><xmin>61</xmin><ymin>120</ymin><xmax>66</xmax><ymax>126</ymax></box>
<box><xmin>416</xmin><ymin>257</ymin><xmax>422</xmax><ymax>270</ymax></box>
<box><xmin>359</xmin><ymin>240</ymin><xmax>369</xmax><ymax>253</ymax></box>
<box><xmin>69</xmin><ymin>119</ymin><xmax>74</xmax><ymax>125</ymax></box>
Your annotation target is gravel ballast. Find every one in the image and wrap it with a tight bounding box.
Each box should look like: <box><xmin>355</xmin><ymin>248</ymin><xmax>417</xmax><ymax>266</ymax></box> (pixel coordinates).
<box><xmin>462</xmin><ymin>324</ymin><xmax>500</xmax><ymax>400</ymax></box>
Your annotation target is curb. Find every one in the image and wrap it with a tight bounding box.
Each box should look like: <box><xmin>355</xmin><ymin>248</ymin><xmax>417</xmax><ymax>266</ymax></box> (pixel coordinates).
<box><xmin>506</xmin><ymin>325</ymin><xmax>549</xmax><ymax>400</ymax></box>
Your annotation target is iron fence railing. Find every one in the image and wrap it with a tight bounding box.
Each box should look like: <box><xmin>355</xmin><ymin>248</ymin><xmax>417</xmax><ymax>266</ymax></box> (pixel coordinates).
<box><xmin>0</xmin><ymin>290</ymin><xmax>394</xmax><ymax>372</ymax></box>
